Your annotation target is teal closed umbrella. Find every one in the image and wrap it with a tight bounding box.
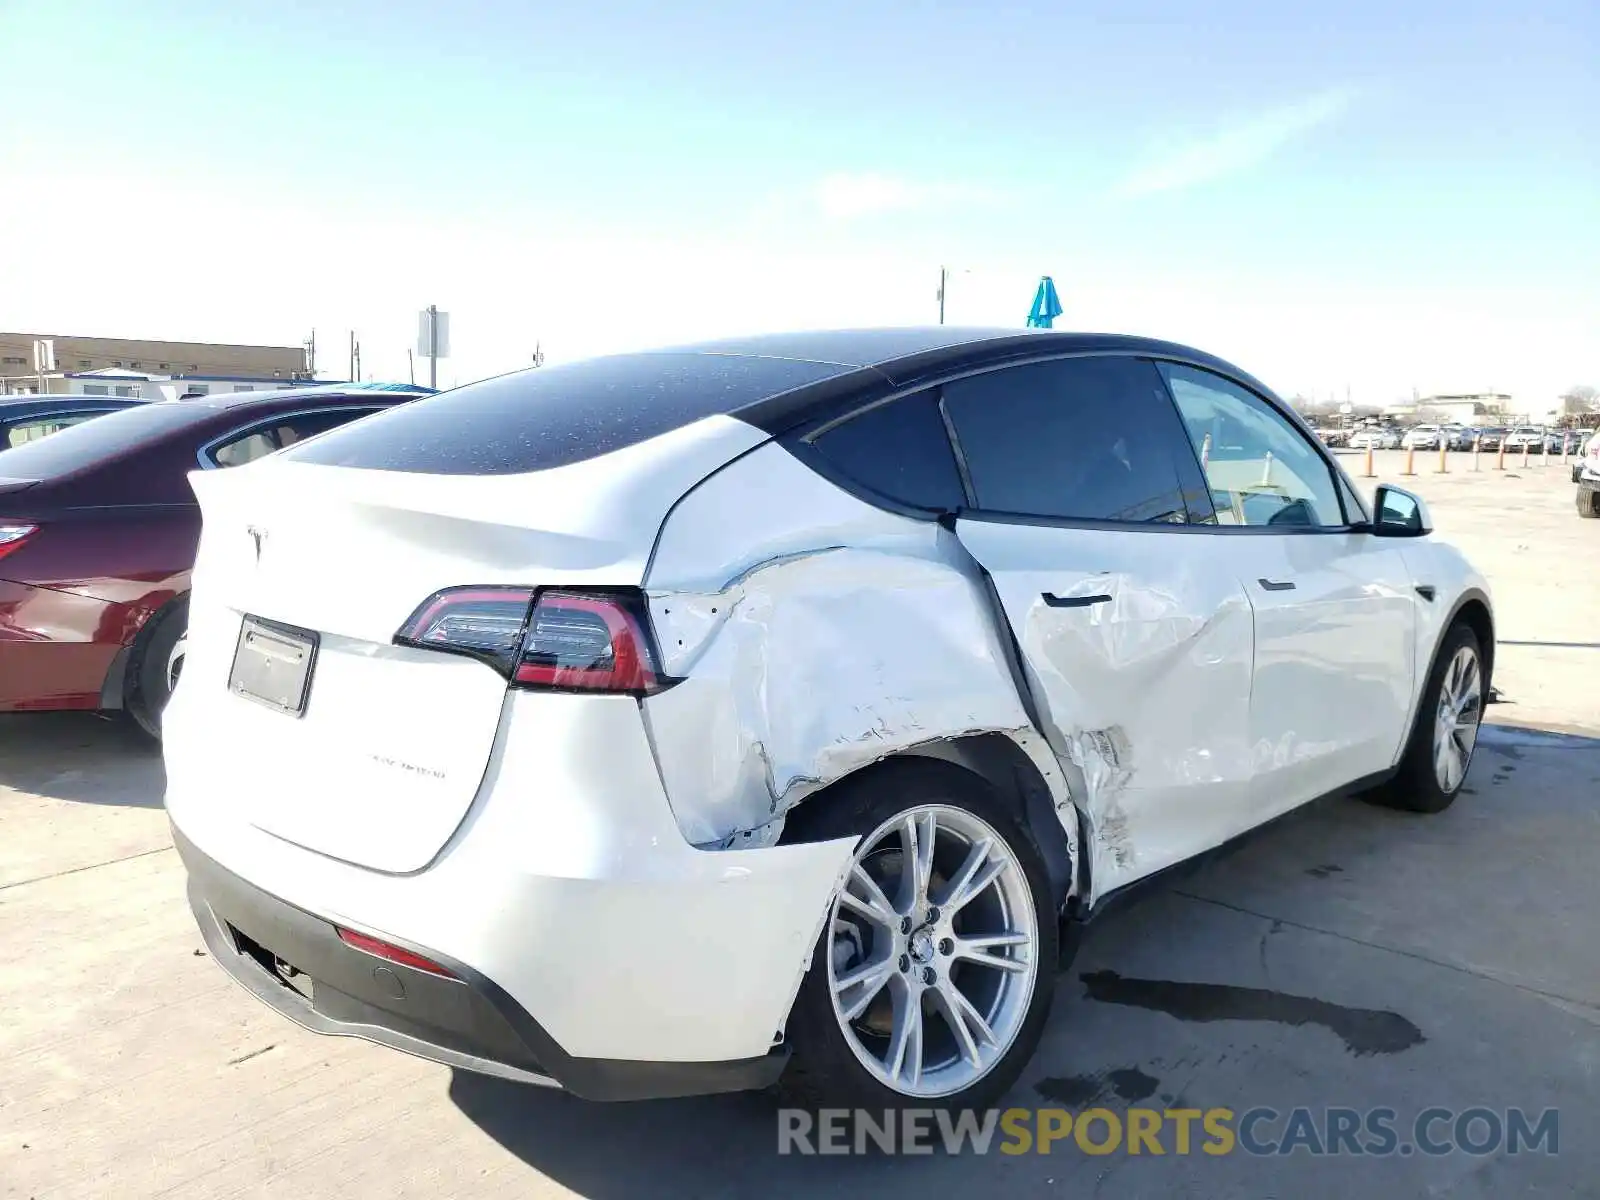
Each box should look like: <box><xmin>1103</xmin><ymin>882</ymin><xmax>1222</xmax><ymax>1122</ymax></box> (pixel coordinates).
<box><xmin>1027</xmin><ymin>276</ymin><xmax>1063</xmax><ymax>328</ymax></box>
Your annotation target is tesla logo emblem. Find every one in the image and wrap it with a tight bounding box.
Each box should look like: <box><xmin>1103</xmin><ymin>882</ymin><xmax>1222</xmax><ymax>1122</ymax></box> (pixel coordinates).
<box><xmin>247</xmin><ymin>526</ymin><xmax>267</xmax><ymax>562</ymax></box>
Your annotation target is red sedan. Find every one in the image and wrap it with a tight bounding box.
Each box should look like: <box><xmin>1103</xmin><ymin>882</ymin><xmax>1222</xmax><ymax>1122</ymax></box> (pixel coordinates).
<box><xmin>0</xmin><ymin>384</ymin><xmax>429</xmax><ymax>736</ymax></box>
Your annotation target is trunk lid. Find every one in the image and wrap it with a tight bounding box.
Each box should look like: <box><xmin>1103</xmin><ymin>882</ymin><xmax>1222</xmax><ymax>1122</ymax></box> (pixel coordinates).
<box><xmin>170</xmin><ymin>418</ymin><xmax>761</xmax><ymax>873</ymax></box>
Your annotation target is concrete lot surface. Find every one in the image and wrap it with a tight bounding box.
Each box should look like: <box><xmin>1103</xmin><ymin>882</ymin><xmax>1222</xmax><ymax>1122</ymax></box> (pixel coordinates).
<box><xmin>2</xmin><ymin>449</ymin><xmax>1597</xmax><ymax>1198</ymax></box>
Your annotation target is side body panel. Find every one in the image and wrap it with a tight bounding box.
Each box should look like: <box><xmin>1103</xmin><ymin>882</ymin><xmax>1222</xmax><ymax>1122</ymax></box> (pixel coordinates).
<box><xmin>953</xmin><ymin>517</ymin><xmax>1257</xmax><ymax>898</ymax></box>
<box><xmin>641</xmin><ymin>442</ymin><xmax>1075</xmax><ymax>857</ymax></box>
<box><xmin>1229</xmin><ymin>533</ymin><xmax>1419</xmax><ymax>819</ymax></box>
<box><xmin>0</xmin><ymin>493</ymin><xmax>195</xmax><ymax>711</ymax></box>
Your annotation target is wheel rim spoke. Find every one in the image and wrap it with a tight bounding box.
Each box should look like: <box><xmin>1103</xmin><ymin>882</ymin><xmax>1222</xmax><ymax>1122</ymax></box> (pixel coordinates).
<box><xmin>932</xmin><ymin>981</ymin><xmax>990</xmax><ymax>1067</ymax></box>
<box><xmin>946</xmin><ymin>856</ymin><xmax>1008</xmax><ymax>917</ymax></box>
<box><xmin>884</xmin><ymin>979</ymin><xmax>923</xmax><ymax>1087</ymax></box>
<box><xmin>834</xmin><ymin>955</ymin><xmax>895</xmax><ymax>1021</ymax></box>
<box><xmin>954</xmin><ymin>938</ymin><xmax>1030</xmax><ymax>974</ymax></box>
<box><xmin>839</xmin><ymin>865</ymin><xmax>899</xmax><ymax>932</ymax></box>
<box><xmin>896</xmin><ymin>812</ymin><xmax>938</xmax><ymax>915</ymax></box>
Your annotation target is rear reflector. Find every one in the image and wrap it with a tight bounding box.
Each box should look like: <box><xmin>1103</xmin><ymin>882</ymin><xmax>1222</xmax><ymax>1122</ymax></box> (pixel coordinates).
<box><xmin>0</xmin><ymin>522</ymin><xmax>38</xmax><ymax>563</ymax></box>
<box><xmin>395</xmin><ymin>586</ymin><xmax>670</xmax><ymax>695</ymax></box>
<box><xmin>336</xmin><ymin>927</ymin><xmax>457</xmax><ymax>978</ymax></box>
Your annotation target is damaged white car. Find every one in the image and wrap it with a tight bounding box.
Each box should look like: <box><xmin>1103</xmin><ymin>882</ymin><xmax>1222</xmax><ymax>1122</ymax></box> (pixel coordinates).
<box><xmin>166</xmin><ymin>328</ymin><xmax>1494</xmax><ymax>1111</ymax></box>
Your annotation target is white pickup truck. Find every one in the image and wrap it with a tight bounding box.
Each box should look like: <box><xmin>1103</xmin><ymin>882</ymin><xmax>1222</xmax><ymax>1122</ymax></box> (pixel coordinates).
<box><xmin>1578</xmin><ymin>432</ymin><xmax>1600</xmax><ymax>518</ymax></box>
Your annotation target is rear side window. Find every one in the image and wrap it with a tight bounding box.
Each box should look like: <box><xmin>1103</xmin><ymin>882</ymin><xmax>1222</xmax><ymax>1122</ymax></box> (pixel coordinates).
<box><xmin>0</xmin><ymin>402</ymin><xmax>202</xmax><ymax>480</ymax></box>
<box><xmin>206</xmin><ymin>408</ymin><xmax>385</xmax><ymax>467</ymax></box>
<box><xmin>4</xmin><ymin>410</ymin><xmax>113</xmax><ymax>447</ymax></box>
<box><xmin>807</xmin><ymin>392</ymin><xmax>964</xmax><ymax>512</ymax></box>
<box><xmin>942</xmin><ymin>357</ymin><xmax>1202</xmax><ymax>523</ymax></box>
<box><xmin>284</xmin><ymin>352</ymin><xmax>853</xmax><ymax>475</ymax></box>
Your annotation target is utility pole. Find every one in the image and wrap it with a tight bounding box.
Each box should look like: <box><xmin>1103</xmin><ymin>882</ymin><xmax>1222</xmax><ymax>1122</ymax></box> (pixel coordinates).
<box><xmin>348</xmin><ymin>331</ymin><xmax>357</xmax><ymax>383</ymax></box>
<box><xmin>407</xmin><ymin>348</ymin><xmax>415</xmax><ymax>386</ymax></box>
<box><xmin>937</xmin><ymin>267</ymin><xmax>947</xmax><ymax>325</ymax></box>
<box><xmin>303</xmin><ymin>330</ymin><xmax>317</xmax><ymax>379</ymax></box>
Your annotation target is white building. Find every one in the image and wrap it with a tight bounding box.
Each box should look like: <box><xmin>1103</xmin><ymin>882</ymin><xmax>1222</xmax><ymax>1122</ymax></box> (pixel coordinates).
<box><xmin>27</xmin><ymin>367</ymin><xmax>338</xmax><ymax>400</ymax></box>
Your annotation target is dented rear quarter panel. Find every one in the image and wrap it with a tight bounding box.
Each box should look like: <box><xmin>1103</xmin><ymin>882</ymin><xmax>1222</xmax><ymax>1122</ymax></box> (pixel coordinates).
<box><xmin>640</xmin><ymin>441</ymin><xmax>1074</xmax><ymax>865</ymax></box>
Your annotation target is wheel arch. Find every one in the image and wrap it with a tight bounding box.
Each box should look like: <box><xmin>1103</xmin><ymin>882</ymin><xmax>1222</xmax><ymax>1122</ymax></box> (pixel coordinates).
<box><xmin>780</xmin><ymin>733</ymin><xmax>1078</xmax><ymax>913</ymax></box>
<box><xmin>117</xmin><ymin>588</ymin><xmax>190</xmax><ymax>710</ymax></box>
<box><xmin>1395</xmin><ymin>585</ymin><xmax>1493</xmax><ymax>758</ymax></box>
<box><xmin>97</xmin><ymin>588</ymin><xmax>187</xmax><ymax>710</ymax></box>
<box><xmin>1448</xmin><ymin>590</ymin><xmax>1495</xmax><ymax>692</ymax></box>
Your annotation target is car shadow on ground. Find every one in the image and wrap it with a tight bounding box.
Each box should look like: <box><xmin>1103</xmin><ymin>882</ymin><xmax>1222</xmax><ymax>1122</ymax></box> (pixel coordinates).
<box><xmin>448</xmin><ymin>1076</ymin><xmax>928</xmax><ymax>1197</ymax></box>
<box><xmin>0</xmin><ymin>712</ymin><xmax>164</xmax><ymax>807</ymax></box>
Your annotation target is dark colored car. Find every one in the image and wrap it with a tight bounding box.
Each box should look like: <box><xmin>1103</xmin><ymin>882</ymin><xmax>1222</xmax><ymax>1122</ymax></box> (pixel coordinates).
<box><xmin>1477</xmin><ymin>427</ymin><xmax>1508</xmax><ymax>451</ymax></box>
<box><xmin>1</xmin><ymin>394</ymin><xmax>148</xmax><ymax>448</ymax></box>
<box><xmin>0</xmin><ymin>384</ymin><xmax>431</xmax><ymax>736</ymax></box>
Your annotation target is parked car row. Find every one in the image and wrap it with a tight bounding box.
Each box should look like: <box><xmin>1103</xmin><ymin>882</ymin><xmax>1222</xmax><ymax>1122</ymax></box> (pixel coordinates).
<box><xmin>0</xmin><ymin>383</ymin><xmax>432</xmax><ymax>734</ymax></box>
<box><xmin>1329</xmin><ymin>421</ymin><xmax>1593</xmax><ymax>457</ymax></box>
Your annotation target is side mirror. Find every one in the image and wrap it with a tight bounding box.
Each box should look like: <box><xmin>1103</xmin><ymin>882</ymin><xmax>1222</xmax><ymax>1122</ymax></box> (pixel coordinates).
<box><xmin>1372</xmin><ymin>484</ymin><xmax>1432</xmax><ymax>537</ymax></box>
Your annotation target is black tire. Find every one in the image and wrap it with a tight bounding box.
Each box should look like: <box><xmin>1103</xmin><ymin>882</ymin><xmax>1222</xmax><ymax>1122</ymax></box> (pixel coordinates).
<box><xmin>1578</xmin><ymin>485</ymin><xmax>1600</xmax><ymax>519</ymax></box>
<box><xmin>776</xmin><ymin>759</ymin><xmax>1059</xmax><ymax>1112</ymax></box>
<box><xmin>126</xmin><ymin>596</ymin><xmax>189</xmax><ymax>741</ymax></box>
<box><xmin>1369</xmin><ymin>622</ymin><xmax>1483</xmax><ymax>814</ymax></box>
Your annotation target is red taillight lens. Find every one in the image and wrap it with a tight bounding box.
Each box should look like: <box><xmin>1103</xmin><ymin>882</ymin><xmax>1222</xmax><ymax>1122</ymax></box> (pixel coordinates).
<box><xmin>0</xmin><ymin>522</ymin><xmax>38</xmax><ymax>564</ymax></box>
<box><xmin>395</xmin><ymin>586</ymin><xmax>669</xmax><ymax>695</ymax></box>
<box><xmin>336</xmin><ymin>927</ymin><xmax>456</xmax><ymax>978</ymax></box>
<box><xmin>515</xmin><ymin>591</ymin><xmax>660</xmax><ymax>692</ymax></box>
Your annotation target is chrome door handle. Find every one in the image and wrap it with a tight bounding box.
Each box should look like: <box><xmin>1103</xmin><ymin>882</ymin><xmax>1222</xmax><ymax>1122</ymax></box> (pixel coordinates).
<box><xmin>1043</xmin><ymin>592</ymin><xmax>1112</xmax><ymax>608</ymax></box>
<box><xmin>1258</xmin><ymin>578</ymin><xmax>1296</xmax><ymax>592</ymax></box>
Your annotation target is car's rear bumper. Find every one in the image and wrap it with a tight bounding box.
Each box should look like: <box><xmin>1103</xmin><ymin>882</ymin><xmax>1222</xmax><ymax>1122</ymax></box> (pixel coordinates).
<box><xmin>166</xmin><ymin>685</ymin><xmax>857</xmax><ymax>1095</ymax></box>
<box><xmin>176</xmin><ymin>826</ymin><xmax>797</xmax><ymax>1101</ymax></box>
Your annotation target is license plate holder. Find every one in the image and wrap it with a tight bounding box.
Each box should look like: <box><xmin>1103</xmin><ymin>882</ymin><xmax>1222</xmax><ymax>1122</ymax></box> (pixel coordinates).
<box><xmin>229</xmin><ymin>616</ymin><xmax>318</xmax><ymax>717</ymax></box>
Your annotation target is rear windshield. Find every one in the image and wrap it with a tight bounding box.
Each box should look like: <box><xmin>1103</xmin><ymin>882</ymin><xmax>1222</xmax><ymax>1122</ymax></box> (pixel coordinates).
<box><xmin>0</xmin><ymin>401</ymin><xmax>204</xmax><ymax>480</ymax></box>
<box><xmin>283</xmin><ymin>352</ymin><xmax>851</xmax><ymax>474</ymax></box>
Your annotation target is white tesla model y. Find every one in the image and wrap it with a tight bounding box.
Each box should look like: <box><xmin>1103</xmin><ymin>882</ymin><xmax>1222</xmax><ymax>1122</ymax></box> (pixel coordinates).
<box><xmin>166</xmin><ymin>329</ymin><xmax>1493</xmax><ymax>1110</ymax></box>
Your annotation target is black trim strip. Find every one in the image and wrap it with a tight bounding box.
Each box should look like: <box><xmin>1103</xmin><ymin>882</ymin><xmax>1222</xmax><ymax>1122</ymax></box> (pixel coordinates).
<box><xmin>1043</xmin><ymin>592</ymin><xmax>1112</xmax><ymax>608</ymax></box>
<box><xmin>1070</xmin><ymin>765</ymin><xmax>1400</xmax><ymax>924</ymax></box>
<box><xmin>1415</xmin><ymin>585</ymin><xmax>1436</xmax><ymax>602</ymax></box>
<box><xmin>936</xmin><ymin>388</ymin><xmax>979</xmax><ymax>508</ymax></box>
<box><xmin>1258</xmin><ymin>578</ymin><xmax>1296</xmax><ymax>592</ymax></box>
<box><xmin>956</xmin><ymin>507</ymin><xmax>1365</xmax><ymax>537</ymax></box>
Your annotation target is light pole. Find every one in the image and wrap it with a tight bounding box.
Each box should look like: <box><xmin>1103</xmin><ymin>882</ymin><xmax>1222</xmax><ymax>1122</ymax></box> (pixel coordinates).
<box><xmin>937</xmin><ymin>266</ymin><xmax>970</xmax><ymax>324</ymax></box>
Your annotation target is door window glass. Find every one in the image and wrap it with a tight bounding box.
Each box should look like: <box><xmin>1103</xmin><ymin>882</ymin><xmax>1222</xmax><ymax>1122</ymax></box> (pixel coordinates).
<box><xmin>1159</xmin><ymin>363</ymin><xmax>1343</xmax><ymax>527</ymax></box>
<box><xmin>941</xmin><ymin>356</ymin><xmax>1202</xmax><ymax>523</ymax></box>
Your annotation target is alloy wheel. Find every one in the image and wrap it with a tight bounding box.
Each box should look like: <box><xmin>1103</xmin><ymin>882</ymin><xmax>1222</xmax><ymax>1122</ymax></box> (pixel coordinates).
<box><xmin>825</xmin><ymin>804</ymin><xmax>1039</xmax><ymax>1099</ymax></box>
<box><xmin>1433</xmin><ymin>645</ymin><xmax>1482</xmax><ymax>794</ymax></box>
<box><xmin>166</xmin><ymin>634</ymin><xmax>187</xmax><ymax>696</ymax></box>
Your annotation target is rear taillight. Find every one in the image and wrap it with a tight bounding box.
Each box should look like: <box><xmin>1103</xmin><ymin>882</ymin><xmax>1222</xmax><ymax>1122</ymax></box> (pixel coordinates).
<box><xmin>395</xmin><ymin>586</ymin><xmax>670</xmax><ymax>695</ymax></box>
<box><xmin>0</xmin><ymin>523</ymin><xmax>38</xmax><ymax>564</ymax></box>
